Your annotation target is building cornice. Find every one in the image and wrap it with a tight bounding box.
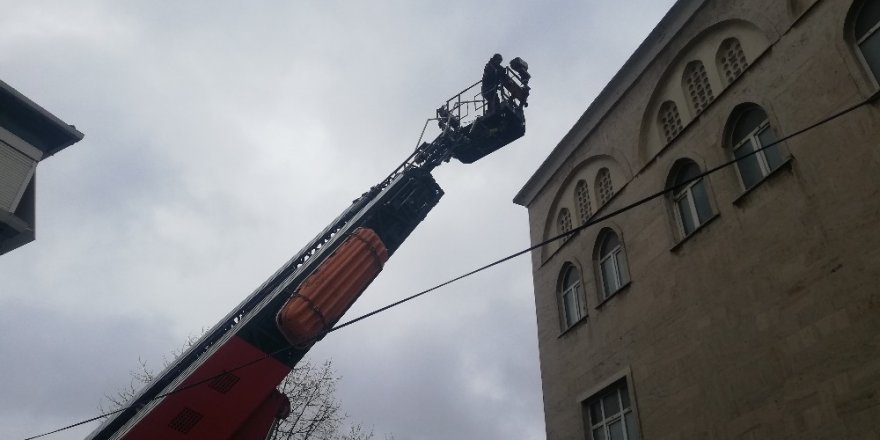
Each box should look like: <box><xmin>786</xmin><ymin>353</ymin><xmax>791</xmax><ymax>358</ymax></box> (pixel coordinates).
<box><xmin>513</xmin><ymin>0</ymin><xmax>707</xmax><ymax>207</ymax></box>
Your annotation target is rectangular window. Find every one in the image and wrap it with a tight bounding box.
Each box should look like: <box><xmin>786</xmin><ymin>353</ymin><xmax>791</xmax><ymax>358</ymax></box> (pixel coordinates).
<box><xmin>583</xmin><ymin>380</ymin><xmax>639</xmax><ymax>440</ymax></box>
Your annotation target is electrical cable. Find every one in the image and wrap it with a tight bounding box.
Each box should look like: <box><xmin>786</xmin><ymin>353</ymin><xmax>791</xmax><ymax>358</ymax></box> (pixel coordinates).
<box><xmin>22</xmin><ymin>97</ymin><xmax>872</xmax><ymax>440</ymax></box>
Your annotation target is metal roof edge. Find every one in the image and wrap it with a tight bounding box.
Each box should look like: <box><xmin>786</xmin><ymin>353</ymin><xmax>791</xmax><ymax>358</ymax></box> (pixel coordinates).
<box><xmin>0</xmin><ymin>78</ymin><xmax>84</xmax><ymax>156</ymax></box>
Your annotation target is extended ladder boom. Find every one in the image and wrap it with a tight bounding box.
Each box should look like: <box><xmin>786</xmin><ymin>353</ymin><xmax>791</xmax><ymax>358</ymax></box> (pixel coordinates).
<box><xmin>87</xmin><ymin>55</ymin><xmax>529</xmax><ymax>440</ymax></box>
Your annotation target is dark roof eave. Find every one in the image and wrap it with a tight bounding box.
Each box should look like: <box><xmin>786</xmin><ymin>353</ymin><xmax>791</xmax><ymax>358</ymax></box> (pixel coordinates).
<box><xmin>0</xmin><ymin>78</ymin><xmax>84</xmax><ymax>157</ymax></box>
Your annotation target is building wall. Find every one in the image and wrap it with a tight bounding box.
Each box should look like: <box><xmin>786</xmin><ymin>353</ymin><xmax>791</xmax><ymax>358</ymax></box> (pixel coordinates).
<box><xmin>519</xmin><ymin>0</ymin><xmax>880</xmax><ymax>438</ymax></box>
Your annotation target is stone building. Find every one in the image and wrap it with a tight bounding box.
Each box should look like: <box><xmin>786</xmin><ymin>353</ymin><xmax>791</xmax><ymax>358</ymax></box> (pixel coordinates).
<box><xmin>514</xmin><ymin>0</ymin><xmax>880</xmax><ymax>438</ymax></box>
<box><xmin>0</xmin><ymin>79</ymin><xmax>83</xmax><ymax>255</ymax></box>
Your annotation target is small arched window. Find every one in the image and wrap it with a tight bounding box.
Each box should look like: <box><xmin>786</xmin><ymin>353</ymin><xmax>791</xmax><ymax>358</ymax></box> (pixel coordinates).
<box><xmin>559</xmin><ymin>264</ymin><xmax>586</xmax><ymax>330</ymax></box>
<box><xmin>575</xmin><ymin>180</ymin><xmax>592</xmax><ymax>225</ymax></box>
<box><xmin>684</xmin><ymin>60</ymin><xmax>715</xmax><ymax>114</ymax></box>
<box><xmin>557</xmin><ymin>208</ymin><xmax>573</xmax><ymax>237</ymax></box>
<box><xmin>596</xmin><ymin>231</ymin><xmax>630</xmax><ymax>300</ymax></box>
<box><xmin>729</xmin><ymin>106</ymin><xmax>785</xmax><ymax>189</ymax></box>
<box><xmin>659</xmin><ymin>100</ymin><xmax>684</xmax><ymax>143</ymax></box>
<box><xmin>670</xmin><ymin>161</ymin><xmax>714</xmax><ymax>237</ymax></box>
<box><xmin>717</xmin><ymin>38</ymin><xmax>749</xmax><ymax>84</ymax></box>
<box><xmin>596</xmin><ymin>169</ymin><xmax>614</xmax><ymax>206</ymax></box>
<box><xmin>854</xmin><ymin>1</ymin><xmax>880</xmax><ymax>81</ymax></box>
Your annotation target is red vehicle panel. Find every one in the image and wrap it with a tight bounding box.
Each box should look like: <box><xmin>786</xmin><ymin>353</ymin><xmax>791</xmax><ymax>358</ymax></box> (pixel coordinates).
<box><xmin>122</xmin><ymin>336</ymin><xmax>290</xmax><ymax>439</ymax></box>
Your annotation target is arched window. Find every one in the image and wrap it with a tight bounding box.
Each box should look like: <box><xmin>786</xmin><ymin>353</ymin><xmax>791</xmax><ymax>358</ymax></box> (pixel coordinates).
<box><xmin>670</xmin><ymin>161</ymin><xmax>714</xmax><ymax>237</ymax></box>
<box><xmin>684</xmin><ymin>60</ymin><xmax>715</xmax><ymax>114</ymax></box>
<box><xmin>575</xmin><ymin>180</ymin><xmax>592</xmax><ymax>224</ymax></box>
<box><xmin>559</xmin><ymin>264</ymin><xmax>586</xmax><ymax>329</ymax></box>
<box><xmin>659</xmin><ymin>100</ymin><xmax>684</xmax><ymax>143</ymax></box>
<box><xmin>596</xmin><ymin>231</ymin><xmax>630</xmax><ymax>300</ymax></box>
<box><xmin>717</xmin><ymin>38</ymin><xmax>749</xmax><ymax>84</ymax></box>
<box><xmin>729</xmin><ymin>106</ymin><xmax>785</xmax><ymax>189</ymax></box>
<box><xmin>854</xmin><ymin>1</ymin><xmax>880</xmax><ymax>81</ymax></box>
<box><xmin>557</xmin><ymin>208</ymin><xmax>573</xmax><ymax>237</ymax></box>
<box><xmin>596</xmin><ymin>168</ymin><xmax>614</xmax><ymax>206</ymax></box>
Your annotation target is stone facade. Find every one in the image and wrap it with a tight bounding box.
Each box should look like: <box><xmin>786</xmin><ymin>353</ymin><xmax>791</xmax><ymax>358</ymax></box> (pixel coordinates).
<box><xmin>514</xmin><ymin>0</ymin><xmax>880</xmax><ymax>438</ymax></box>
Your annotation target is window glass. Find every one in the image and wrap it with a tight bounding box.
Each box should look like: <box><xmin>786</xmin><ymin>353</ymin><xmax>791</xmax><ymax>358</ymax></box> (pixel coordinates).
<box><xmin>616</xmin><ymin>251</ymin><xmax>630</xmax><ymax>286</ymax></box>
<box><xmin>730</xmin><ymin>106</ymin><xmax>787</xmax><ymax>190</ymax></box>
<box><xmin>856</xmin><ymin>0</ymin><xmax>880</xmax><ymax>94</ymax></box>
<box><xmin>692</xmin><ymin>180</ymin><xmax>713</xmax><ymax>224</ymax></box>
<box><xmin>584</xmin><ymin>380</ymin><xmax>639</xmax><ymax>440</ymax></box>
<box><xmin>758</xmin><ymin>126</ymin><xmax>784</xmax><ymax>170</ymax></box>
<box><xmin>677</xmin><ymin>197</ymin><xmax>696</xmax><ymax>235</ymax></box>
<box><xmin>608</xmin><ymin>421</ymin><xmax>625</xmax><ymax>440</ymax></box>
<box><xmin>598</xmin><ymin>232</ymin><xmax>628</xmax><ymax>297</ymax></box>
<box><xmin>590</xmin><ymin>402</ymin><xmax>603</xmax><ymax>423</ymax></box>
<box><xmin>600</xmin><ymin>233</ymin><xmax>620</xmax><ymax>255</ymax></box>
<box><xmin>560</xmin><ymin>265</ymin><xmax>585</xmax><ymax>329</ymax></box>
<box><xmin>731</xmin><ymin>109</ymin><xmax>766</xmax><ymax>140</ymax></box>
<box><xmin>563</xmin><ymin>292</ymin><xmax>578</xmax><ymax>327</ymax></box>
<box><xmin>855</xmin><ymin>1</ymin><xmax>880</xmax><ymax>38</ymax></box>
<box><xmin>603</xmin><ymin>393</ymin><xmax>621</xmax><ymax>416</ymax></box>
<box><xmin>625</xmin><ymin>413</ymin><xmax>639</xmax><ymax>439</ymax></box>
<box><xmin>562</xmin><ymin>267</ymin><xmax>578</xmax><ymax>290</ymax></box>
<box><xmin>861</xmin><ymin>32</ymin><xmax>880</xmax><ymax>79</ymax></box>
<box><xmin>734</xmin><ymin>140</ymin><xmax>764</xmax><ymax>188</ymax></box>
<box><xmin>601</xmin><ymin>259</ymin><xmax>617</xmax><ymax>295</ymax></box>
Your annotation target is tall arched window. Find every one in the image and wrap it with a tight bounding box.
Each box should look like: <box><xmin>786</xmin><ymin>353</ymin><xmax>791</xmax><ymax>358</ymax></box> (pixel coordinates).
<box><xmin>557</xmin><ymin>208</ymin><xmax>573</xmax><ymax>237</ymax></box>
<box><xmin>575</xmin><ymin>180</ymin><xmax>592</xmax><ymax>224</ymax></box>
<box><xmin>717</xmin><ymin>38</ymin><xmax>749</xmax><ymax>85</ymax></box>
<box><xmin>854</xmin><ymin>1</ymin><xmax>880</xmax><ymax>81</ymax></box>
<box><xmin>670</xmin><ymin>160</ymin><xmax>714</xmax><ymax>237</ymax></box>
<box><xmin>684</xmin><ymin>60</ymin><xmax>715</xmax><ymax>114</ymax></box>
<box><xmin>729</xmin><ymin>106</ymin><xmax>785</xmax><ymax>189</ymax></box>
<box><xmin>596</xmin><ymin>231</ymin><xmax>630</xmax><ymax>300</ymax></box>
<box><xmin>559</xmin><ymin>264</ymin><xmax>586</xmax><ymax>330</ymax></box>
<box><xmin>596</xmin><ymin>168</ymin><xmax>614</xmax><ymax>206</ymax></box>
<box><xmin>659</xmin><ymin>100</ymin><xmax>684</xmax><ymax>143</ymax></box>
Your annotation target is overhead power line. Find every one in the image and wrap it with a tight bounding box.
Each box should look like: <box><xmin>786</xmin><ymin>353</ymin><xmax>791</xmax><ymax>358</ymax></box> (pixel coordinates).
<box><xmin>23</xmin><ymin>97</ymin><xmax>872</xmax><ymax>440</ymax></box>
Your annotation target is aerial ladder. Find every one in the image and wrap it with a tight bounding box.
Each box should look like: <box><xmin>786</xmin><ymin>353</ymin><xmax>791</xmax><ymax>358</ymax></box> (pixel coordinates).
<box><xmin>86</xmin><ymin>56</ymin><xmax>530</xmax><ymax>440</ymax></box>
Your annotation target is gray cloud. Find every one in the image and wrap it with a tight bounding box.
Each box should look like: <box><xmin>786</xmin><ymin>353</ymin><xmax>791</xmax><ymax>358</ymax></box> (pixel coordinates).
<box><xmin>0</xmin><ymin>1</ymin><xmax>677</xmax><ymax>439</ymax></box>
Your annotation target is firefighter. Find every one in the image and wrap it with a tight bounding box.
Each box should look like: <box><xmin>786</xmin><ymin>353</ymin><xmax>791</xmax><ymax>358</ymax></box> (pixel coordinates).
<box><xmin>481</xmin><ymin>53</ymin><xmax>504</xmax><ymax>114</ymax></box>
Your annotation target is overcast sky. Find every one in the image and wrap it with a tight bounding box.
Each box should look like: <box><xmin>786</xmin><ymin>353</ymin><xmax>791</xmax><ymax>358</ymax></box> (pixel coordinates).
<box><xmin>0</xmin><ymin>2</ymin><xmax>676</xmax><ymax>439</ymax></box>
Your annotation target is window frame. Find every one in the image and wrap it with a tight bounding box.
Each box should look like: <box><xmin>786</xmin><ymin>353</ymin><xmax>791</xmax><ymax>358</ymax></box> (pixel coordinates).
<box><xmin>596</xmin><ymin>231</ymin><xmax>630</xmax><ymax>301</ymax></box>
<box><xmin>669</xmin><ymin>161</ymin><xmax>714</xmax><ymax>238</ymax></box>
<box><xmin>729</xmin><ymin>108</ymin><xmax>786</xmax><ymax>191</ymax></box>
<box><xmin>583</xmin><ymin>379</ymin><xmax>640</xmax><ymax>440</ymax></box>
<box><xmin>558</xmin><ymin>264</ymin><xmax>587</xmax><ymax>331</ymax></box>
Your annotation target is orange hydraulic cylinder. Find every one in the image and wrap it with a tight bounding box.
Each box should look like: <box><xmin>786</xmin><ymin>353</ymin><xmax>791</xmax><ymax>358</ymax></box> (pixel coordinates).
<box><xmin>276</xmin><ymin>227</ymin><xmax>389</xmax><ymax>346</ymax></box>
